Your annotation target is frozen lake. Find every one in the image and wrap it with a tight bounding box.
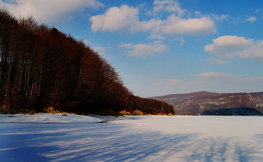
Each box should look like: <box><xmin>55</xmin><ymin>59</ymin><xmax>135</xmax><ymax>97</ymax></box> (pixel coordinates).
<box><xmin>1</xmin><ymin>115</ymin><xmax>263</xmax><ymax>161</ymax></box>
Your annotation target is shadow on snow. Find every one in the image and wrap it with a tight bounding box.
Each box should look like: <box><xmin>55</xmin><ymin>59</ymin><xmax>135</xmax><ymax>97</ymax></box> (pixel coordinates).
<box><xmin>0</xmin><ymin>122</ymin><xmax>263</xmax><ymax>161</ymax></box>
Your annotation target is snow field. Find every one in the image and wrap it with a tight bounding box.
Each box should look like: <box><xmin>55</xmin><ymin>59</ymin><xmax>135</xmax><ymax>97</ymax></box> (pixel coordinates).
<box><xmin>0</xmin><ymin>115</ymin><xmax>263</xmax><ymax>161</ymax></box>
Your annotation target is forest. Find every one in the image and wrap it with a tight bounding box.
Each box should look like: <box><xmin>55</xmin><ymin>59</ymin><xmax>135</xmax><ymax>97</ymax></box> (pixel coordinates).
<box><xmin>0</xmin><ymin>9</ymin><xmax>174</xmax><ymax>115</ymax></box>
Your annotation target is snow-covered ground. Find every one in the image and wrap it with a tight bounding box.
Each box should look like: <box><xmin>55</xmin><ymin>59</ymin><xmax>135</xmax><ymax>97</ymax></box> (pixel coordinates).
<box><xmin>0</xmin><ymin>113</ymin><xmax>102</xmax><ymax>123</ymax></box>
<box><xmin>0</xmin><ymin>113</ymin><xmax>141</xmax><ymax>123</ymax></box>
<box><xmin>1</xmin><ymin>114</ymin><xmax>263</xmax><ymax>161</ymax></box>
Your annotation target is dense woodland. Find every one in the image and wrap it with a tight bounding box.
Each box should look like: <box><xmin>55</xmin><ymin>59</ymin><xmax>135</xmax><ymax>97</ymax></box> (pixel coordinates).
<box><xmin>0</xmin><ymin>9</ymin><xmax>174</xmax><ymax>115</ymax></box>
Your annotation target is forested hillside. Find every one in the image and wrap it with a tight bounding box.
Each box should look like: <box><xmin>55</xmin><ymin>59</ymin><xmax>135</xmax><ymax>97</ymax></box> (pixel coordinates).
<box><xmin>150</xmin><ymin>91</ymin><xmax>222</xmax><ymax>105</ymax></box>
<box><xmin>0</xmin><ymin>9</ymin><xmax>174</xmax><ymax>115</ymax></box>
<box><xmin>153</xmin><ymin>91</ymin><xmax>263</xmax><ymax>115</ymax></box>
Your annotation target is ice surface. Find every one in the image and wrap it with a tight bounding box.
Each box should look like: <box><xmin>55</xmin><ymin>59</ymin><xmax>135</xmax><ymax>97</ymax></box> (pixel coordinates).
<box><xmin>1</xmin><ymin>115</ymin><xmax>263</xmax><ymax>161</ymax></box>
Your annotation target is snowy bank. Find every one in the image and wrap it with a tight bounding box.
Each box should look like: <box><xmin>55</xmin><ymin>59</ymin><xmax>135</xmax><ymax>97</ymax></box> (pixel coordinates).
<box><xmin>89</xmin><ymin>114</ymin><xmax>146</xmax><ymax>121</ymax></box>
<box><xmin>0</xmin><ymin>113</ymin><xmax>102</xmax><ymax>123</ymax></box>
<box><xmin>0</xmin><ymin>113</ymin><xmax>146</xmax><ymax>123</ymax></box>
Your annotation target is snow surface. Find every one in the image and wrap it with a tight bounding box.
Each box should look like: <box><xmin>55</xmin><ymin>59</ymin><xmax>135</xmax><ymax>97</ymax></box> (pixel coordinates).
<box><xmin>0</xmin><ymin>113</ymin><xmax>140</xmax><ymax>123</ymax></box>
<box><xmin>1</xmin><ymin>115</ymin><xmax>263</xmax><ymax>161</ymax></box>
<box><xmin>0</xmin><ymin>113</ymin><xmax>102</xmax><ymax>123</ymax></box>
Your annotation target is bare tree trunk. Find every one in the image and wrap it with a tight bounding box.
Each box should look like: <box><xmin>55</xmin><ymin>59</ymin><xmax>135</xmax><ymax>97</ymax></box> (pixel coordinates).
<box><xmin>5</xmin><ymin>54</ymin><xmax>13</xmax><ymax>101</ymax></box>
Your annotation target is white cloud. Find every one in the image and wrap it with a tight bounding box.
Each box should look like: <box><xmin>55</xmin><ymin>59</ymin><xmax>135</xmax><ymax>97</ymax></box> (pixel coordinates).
<box><xmin>193</xmin><ymin>11</ymin><xmax>228</xmax><ymax>21</ymax></box>
<box><xmin>238</xmin><ymin>40</ymin><xmax>263</xmax><ymax>62</ymax></box>
<box><xmin>92</xmin><ymin>46</ymin><xmax>104</xmax><ymax>52</ymax></box>
<box><xmin>139</xmin><ymin>2</ymin><xmax>147</xmax><ymax>8</ymax></box>
<box><xmin>1</xmin><ymin>0</ymin><xmax>103</xmax><ymax>23</ymax></box>
<box><xmin>119</xmin><ymin>43</ymin><xmax>133</xmax><ymax>48</ymax></box>
<box><xmin>146</xmin><ymin>10</ymin><xmax>153</xmax><ymax>15</ymax></box>
<box><xmin>119</xmin><ymin>42</ymin><xmax>167</xmax><ymax>56</ymax></box>
<box><xmin>205</xmin><ymin>57</ymin><xmax>231</xmax><ymax>65</ymax></box>
<box><xmin>92</xmin><ymin>46</ymin><xmax>108</xmax><ymax>58</ymax></box>
<box><xmin>153</xmin><ymin>81</ymin><xmax>165</xmax><ymax>85</ymax></box>
<box><xmin>185</xmin><ymin>81</ymin><xmax>207</xmax><ymax>86</ymax></box>
<box><xmin>153</xmin><ymin>0</ymin><xmax>186</xmax><ymax>16</ymax></box>
<box><xmin>195</xmin><ymin>72</ymin><xmax>263</xmax><ymax>83</ymax></box>
<box><xmin>255</xmin><ymin>9</ymin><xmax>263</xmax><ymax>13</ymax></box>
<box><xmin>196</xmin><ymin>72</ymin><xmax>235</xmax><ymax>78</ymax></box>
<box><xmin>194</xmin><ymin>11</ymin><xmax>201</xmax><ymax>15</ymax></box>
<box><xmin>167</xmin><ymin>79</ymin><xmax>181</xmax><ymax>85</ymax></box>
<box><xmin>246</xmin><ymin>16</ymin><xmax>257</xmax><ymax>23</ymax></box>
<box><xmin>210</xmin><ymin>14</ymin><xmax>228</xmax><ymax>21</ymax></box>
<box><xmin>174</xmin><ymin>37</ymin><xmax>185</xmax><ymax>45</ymax></box>
<box><xmin>148</xmin><ymin>33</ymin><xmax>166</xmax><ymax>40</ymax></box>
<box><xmin>83</xmin><ymin>40</ymin><xmax>89</xmax><ymax>45</ymax></box>
<box><xmin>153</xmin><ymin>15</ymin><xmax>216</xmax><ymax>35</ymax></box>
<box><xmin>90</xmin><ymin>5</ymin><xmax>216</xmax><ymax>36</ymax></box>
<box><xmin>205</xmin><ymin>36</ymin><xmax>263</xmax><ymax>62</ymax></box>
<box><xmin>90</xmin><ymin>5</ymin><xmax>138</xmax><ymax>32</ymax></box>
<box><xmin>153</xmin><ymin>40</ymin><xmax>162</xmax><ymax>44</ymax></box>
<box><xmin>204</xmin><ymin>35</ymin><xmax>253</xmax><ymax>58</ymax></box>
<box><xmin>131</xmin><ymin>18</ymin><xmax>164</xmax><ymax>32</ymax></box>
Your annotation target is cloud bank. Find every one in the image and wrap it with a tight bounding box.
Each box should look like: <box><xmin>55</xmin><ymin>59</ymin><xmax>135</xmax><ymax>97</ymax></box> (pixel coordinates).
<box><xmin>205</xmin><ymin>57</ymin><xmax>231</xmax><ymax>65</ymax></box>
<box><xmin>90</xmin><ymin>5</ymin><xmax>138</xmax><ymax>32</ymax></box>
<box><xmin>1</xmin><ymin>0</ymin><xmax>103</xmax><ymax>22</ymax></box>
<box><xmin>204</xmin><ymin>36</ymin><xmax>263</xmax><ymax>62</ymax></box>
<box><xmin>119</xmin><ymin>42</ymin><xmax>167</xmax><ymax>56</ymax></box>
<box><xmin>90</xmin><ymin>4</ymin><xmax>216</xmax><ymax>36</ymax></box>
<box><xmin>196</xmin><ymin>72</ymin><xmax>235</xmax><ymax>78</ymax></box>
<box><xmin>152</xmin><ymin>0</ymin><xmax>186</xmax><ymax>16</ymax></box>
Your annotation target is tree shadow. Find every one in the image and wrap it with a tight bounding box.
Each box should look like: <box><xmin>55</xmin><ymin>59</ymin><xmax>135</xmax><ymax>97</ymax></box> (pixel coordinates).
<box><xmin>0</xmin><ymin>123</ymin><xmax>195</xmax><ymax>161</ymax></box>
<box><xmin>1</xmin><ymin>123</ymin><xmax>263</xmax><ymax>161</ymax></box>
<box><xmin>184</xmin><ymin>137</ymin><xmax>263</xmax><ymax>162</ymax></box>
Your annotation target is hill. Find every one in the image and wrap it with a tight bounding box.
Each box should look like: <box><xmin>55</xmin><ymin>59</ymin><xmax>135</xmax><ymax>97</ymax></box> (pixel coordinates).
<box><xmin>150</xmin><ymin>91</ymin><xmax>222</xmax><ymax>105</ymax></box>
<box><xmin>152</xmin><ymin>91</ymin><xmax>263</xmax><ymax>115</ymax></box>
<box><xmin>0</xmin><ymin>9</ymin><xmax>174</xmax><ymax>115</ymax></box>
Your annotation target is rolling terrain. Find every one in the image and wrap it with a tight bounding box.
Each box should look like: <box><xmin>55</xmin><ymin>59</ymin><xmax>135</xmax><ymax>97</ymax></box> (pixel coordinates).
<box><xmin>151</xmin><ymin>91</ymin><xmax>263</xmax><ymax>115</ymax></box>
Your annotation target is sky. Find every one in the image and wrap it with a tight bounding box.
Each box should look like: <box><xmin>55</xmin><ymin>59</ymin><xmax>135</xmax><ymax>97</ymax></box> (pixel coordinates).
<box><xmin>1</xmin><ymin>0</ymin><xmax>263</xmax><ymax>97</ymax></box>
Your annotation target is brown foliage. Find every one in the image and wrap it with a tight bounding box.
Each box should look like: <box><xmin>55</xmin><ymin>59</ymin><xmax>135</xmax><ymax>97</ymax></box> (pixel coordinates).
<box><xmin>0</xmin><ymin>9</ymin><xmax>174</xmax><ymax>115</ymax></box>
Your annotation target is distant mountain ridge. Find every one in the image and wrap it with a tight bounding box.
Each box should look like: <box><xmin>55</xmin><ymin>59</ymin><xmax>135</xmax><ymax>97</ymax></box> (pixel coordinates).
<box><xmin>150</xmin><ymin>91</ymin><xmax>223</xmax><ymax>105</ymax></box>
<box><xmin>151</xmin><ymin>91</ymin><xmax>263</xmax><ymax>115</ymax></box>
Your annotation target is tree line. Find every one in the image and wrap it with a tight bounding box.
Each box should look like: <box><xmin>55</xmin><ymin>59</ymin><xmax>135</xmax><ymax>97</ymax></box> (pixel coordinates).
<box><xmin>0</xmin><ymin>8</ymin><xmax>174</xmax><ymax>115</ymax></box>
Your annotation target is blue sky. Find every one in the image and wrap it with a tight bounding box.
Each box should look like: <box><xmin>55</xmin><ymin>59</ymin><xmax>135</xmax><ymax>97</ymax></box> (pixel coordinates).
<box><xmin>1</xmin><ymin>0</ymin><xmax>263</xmax><ymax>97</ymax></box>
